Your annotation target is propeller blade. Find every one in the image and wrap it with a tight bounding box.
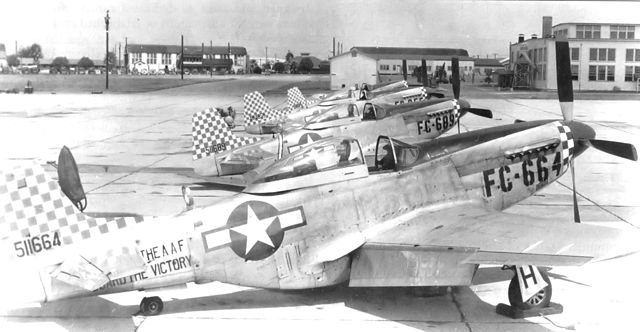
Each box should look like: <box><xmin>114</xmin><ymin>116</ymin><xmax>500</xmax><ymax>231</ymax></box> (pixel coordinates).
<box><xmin>589</xmin><ymin>139</ymin><xmax>638</xmax><ymax>161</ymax></box>
<box><xmin>570</xmin><ymin>159</ymin><xmax>581</xmax><ymax>223</ymax></box>
<box><xmin>467</xmin><ymin>108</ymin><xmax>493</xmax><ymax>118</ymax></box>
<box><xmin>451</xmin><ymin>57</ymin><xmax>460</xmax><ymax>100</ymax></box>
<box><xmin>555</xmin><ymin>40</ymin><xmax>574</xmax><ymax>121</ymax></box>
<box><xmin>457</xmin><ymin>119</ymin><xmax>460</xmax><ymax>134</ymax></box>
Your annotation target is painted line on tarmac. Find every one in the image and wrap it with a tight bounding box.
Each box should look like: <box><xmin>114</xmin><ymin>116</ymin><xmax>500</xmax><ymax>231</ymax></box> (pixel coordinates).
<box><xmin>556</xmin><ymin>179</ymin><xmax>638</xmax><ymax>228</ymax></box>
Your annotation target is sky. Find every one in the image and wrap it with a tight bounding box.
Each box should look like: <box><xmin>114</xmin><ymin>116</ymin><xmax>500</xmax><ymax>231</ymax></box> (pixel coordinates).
<box><xmin>1</xmin><ymin>0</ymin><xmax>639</xmax><ymax>61</ymax></box>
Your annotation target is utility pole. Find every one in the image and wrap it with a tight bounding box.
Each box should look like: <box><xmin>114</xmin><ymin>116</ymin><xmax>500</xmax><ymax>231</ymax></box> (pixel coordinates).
<box><xmin>104</xmin><ymin>10</ymin><xmax>110</xmax><ymax>89</ymax></box>
<box><xmin>202</xmin><ymin>42</ymin><xmax>205</xmax><ymax>74</ymax></box>
<box><xmin>210</xmin><ymin>40</ymin><xmax>213</xmax><ymax>77</ymax></box>
<box><xmin>333</xmin><ymin>37</ymin><xmax>335</xmax><ymax>57</ymax></box>
<box><xmin>118</xmin><ymin>43</ymin><xmax>121</xmax><ymax>73</ymax></box>
<box><xmin>181</xmin><ymin>35</ymin><xmax>184</xmax><ymax>80</ymax></box>
<box><xmin>124</xmin><ymin>37</ymin><xmax>128</xmax><ymax>75</ymax></box>
<box><xmin>265</xmin><ymin>47</ymin><xmax>268</xmax><ymax>67</ymax></box>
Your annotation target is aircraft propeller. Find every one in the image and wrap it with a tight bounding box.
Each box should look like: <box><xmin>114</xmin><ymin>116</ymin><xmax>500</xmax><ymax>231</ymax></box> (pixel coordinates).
<box><xmin>450</xmin><ymin>58</ymin><xmax>493</xmax><ymax>134</ymax></box>
<box><xmin>554</xmin><ymin>41</ymin><xmax>637</xmax><ymax>223</ymax></box>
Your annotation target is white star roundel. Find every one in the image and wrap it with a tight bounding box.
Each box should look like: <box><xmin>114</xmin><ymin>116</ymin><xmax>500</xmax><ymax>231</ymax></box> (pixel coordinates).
<box><xmin>202</xmin><ymin>201</ymin><xmax>306</xmax><ymax>261</ymax></box>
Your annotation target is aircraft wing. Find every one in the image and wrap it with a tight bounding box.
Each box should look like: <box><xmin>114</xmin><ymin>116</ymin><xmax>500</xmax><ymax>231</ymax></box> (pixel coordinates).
<box><xmin>367</xmin><ymin>204</ymin><xmax>636</xmax><ymax>266</ymax></box>
<box><xmin>348</xmin><ymin>204</ymin><xmax>640</xmax><ymax>287</ymax></box>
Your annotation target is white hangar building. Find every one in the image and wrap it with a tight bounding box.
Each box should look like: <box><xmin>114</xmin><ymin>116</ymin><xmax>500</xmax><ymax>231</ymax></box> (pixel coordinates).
<box><xmin>510</xmin><ymin>17</ymin><xmax>640</xmax><ymax>91</ymax></box>
<box><xmin>329</xmin><ymin>46</ymin><xmax>474</xmax><ymax>90</ymax></box>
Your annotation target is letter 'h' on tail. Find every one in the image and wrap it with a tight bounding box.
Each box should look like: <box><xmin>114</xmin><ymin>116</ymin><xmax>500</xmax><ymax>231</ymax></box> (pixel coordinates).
<box><xmin>192</xmin><ymin>107</ymin><xmax>260</xmax><ymax>160</ymax></box>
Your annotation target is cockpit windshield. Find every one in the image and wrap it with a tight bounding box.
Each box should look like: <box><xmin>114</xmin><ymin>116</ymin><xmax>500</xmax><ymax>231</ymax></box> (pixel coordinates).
<box><xmin>375</xmin><ymin>136</ymin><xmax>420</xmax><ymax>171</ymax></box>
<box><xmin>362</xmin><ymin>103</ymin><xmax>387</xmax><ymax>120</ymax></box>
<box><xmin>253</xmin><ymin>137</ymin><xmax>364</xmax><ymax>183</ymax></box>
<box><xmin>305</xmin><ymin>104</ymin><xmax>360</xmax><ymax>124</ymax></box>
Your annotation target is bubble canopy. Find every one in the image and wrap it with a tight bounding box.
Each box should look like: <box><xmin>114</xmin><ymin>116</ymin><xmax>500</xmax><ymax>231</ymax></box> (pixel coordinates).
<box><xmin>245</xmin><ymin>137</ymin><xmax>368</xmax><ymax>193</ymax></box>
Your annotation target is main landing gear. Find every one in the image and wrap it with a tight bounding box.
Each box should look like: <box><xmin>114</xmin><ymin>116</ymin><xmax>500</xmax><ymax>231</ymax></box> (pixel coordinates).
<box><xmin>139</xmin><ymin>296</ymin><xmax>164</xmax><ymax>316</ymax></box>
<box><xmin>496</xmin><ymin>265</ymin><xmax>563</xmax><ymax>318</ymax></box>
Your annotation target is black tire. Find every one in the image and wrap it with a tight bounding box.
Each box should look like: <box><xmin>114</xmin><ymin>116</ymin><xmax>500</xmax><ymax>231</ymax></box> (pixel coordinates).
<box><xmin>141</xmin><ymin>296</ymin><xmax>164</xmax><ymax>316</ymax></box>
<box><xmin>508</xmin><ymin>269</ymin><xmax>552</xmax><ymax>310</ymax></box>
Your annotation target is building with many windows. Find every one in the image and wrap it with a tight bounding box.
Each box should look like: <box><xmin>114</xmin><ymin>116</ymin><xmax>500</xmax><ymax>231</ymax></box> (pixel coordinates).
<box><xmin>125</xmin><ymin>44</ymin><xmax>248</xmax><ymax>74</ymax></box>
<box><xmin>510</xmin><ymin>18</ymin><xmax>640</xmax><ymax>91</ymax></box>
<box><xmin>329</xmin><ymin>47</ymin><xmax>474</xmax><ymax>90</ymax></box>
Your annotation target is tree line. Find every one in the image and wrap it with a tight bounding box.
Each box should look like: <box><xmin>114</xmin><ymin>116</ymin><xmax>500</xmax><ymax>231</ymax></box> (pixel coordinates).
<box><xmin>6</xmin><ymin>43</ymin><xmax>117</xmax><ymax>71</ymax></box>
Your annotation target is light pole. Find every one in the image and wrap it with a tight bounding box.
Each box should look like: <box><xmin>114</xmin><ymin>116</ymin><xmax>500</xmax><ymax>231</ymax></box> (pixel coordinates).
<box><xmin>104</xmin><ymin>10</ymin><xmax>110</xmax><ymax>89</ymax></box>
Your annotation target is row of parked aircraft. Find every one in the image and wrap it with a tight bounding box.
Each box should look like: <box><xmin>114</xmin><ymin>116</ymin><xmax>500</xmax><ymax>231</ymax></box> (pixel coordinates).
<box><xmin>0</xmin><ymin>42</ymin><xmax>638</xmax><ymax>319</ymax></box>
<box><xmin>192</xmin><ymin>61</ymin><xmax>492</xmax><ymax>186</ymax></box>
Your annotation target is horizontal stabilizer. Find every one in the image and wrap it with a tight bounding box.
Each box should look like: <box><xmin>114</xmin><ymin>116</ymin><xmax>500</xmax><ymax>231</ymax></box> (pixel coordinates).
<box><xmin>51</xmin><ymin>243</ymin><xmax>146</xmax><ymax>291</ymax></box>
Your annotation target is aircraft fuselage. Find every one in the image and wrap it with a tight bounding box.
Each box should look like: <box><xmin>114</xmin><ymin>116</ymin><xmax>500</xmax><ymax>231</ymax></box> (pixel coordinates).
<box><xmin>4</xmin><ymin>119</ymin><xmax>589</xmax><ymax>304</ymax></box>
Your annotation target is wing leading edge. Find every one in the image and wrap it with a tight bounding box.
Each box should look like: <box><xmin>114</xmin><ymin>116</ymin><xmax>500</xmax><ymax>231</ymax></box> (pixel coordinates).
<box><xmin>349</xmin><ymin>204</ymin><xmax>640</xmax><ymax>287</ymax></box>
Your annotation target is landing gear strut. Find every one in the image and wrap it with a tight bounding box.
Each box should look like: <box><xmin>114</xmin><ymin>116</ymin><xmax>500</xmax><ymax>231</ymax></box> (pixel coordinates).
<box><xmin>139</xmin><ymin>296</ymin><xmax>164</xmax><ymax>316</ymax></box>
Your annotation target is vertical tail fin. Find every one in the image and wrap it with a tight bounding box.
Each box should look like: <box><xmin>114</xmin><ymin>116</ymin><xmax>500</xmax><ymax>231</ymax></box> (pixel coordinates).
<box><xmin>287</xmin><ymin>87</ymin><xmax>308</xmax><ymax>109</ymax></box>
<box><xmin>243</xmin><ymin>91</ymin><xmax>274</xmax><ymax>126</ymax></box>
<box><xmin>192</xmin><ymin>107</ymin><xmax>260</xmax><ymax>160</ymax></box>
<box><xmin>0</xmin><ymin>160</ymin><xmax>148</xmax><ymax>259</ymax></box>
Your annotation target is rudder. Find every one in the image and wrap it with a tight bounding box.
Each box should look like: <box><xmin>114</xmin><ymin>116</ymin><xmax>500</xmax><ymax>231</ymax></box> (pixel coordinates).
<box><xmin>287</xmin><ymin>87</ymin><xmax>308</xmax><ymax>109</ymax></box>
<box><xmin>243</xmin><ymin>91</ymin><xmax>274</xmax><ymax>126</ymax></box>
<box><xmin>0</xmin><ymin>160</ymin><xmax>148</xmax><ymax>259</ymax></box>
<box><xmin>192</xmin><ymin>107</ymin><xmax>260</xmax><ymax>160</ymax></box>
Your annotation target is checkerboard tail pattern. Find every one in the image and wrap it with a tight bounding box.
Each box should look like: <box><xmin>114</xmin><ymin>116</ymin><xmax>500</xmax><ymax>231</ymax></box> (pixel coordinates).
<box><xmin>243</xmin><ymin>91</ymin><xmax>294</xmax><ymax>126</ymax></box>
<box><xmin>0</xmin><ymin>161</ymin><xmax>153</xmax><ymax>251</ymax></box>
<box><xmin>192</xmin><ymin>107</ymin><xmax>260</xmax><ymax>160</ymax></box>
<box><xmin>288</xmin><ymin>87</ymin><xmax>316</xmax><ymax>109</ymax></box>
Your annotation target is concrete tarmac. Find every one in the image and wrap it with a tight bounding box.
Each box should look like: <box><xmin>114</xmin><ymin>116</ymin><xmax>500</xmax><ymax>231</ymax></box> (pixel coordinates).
<box><xmin>1</xmin><ymin>77</ymin><xmax>639</xmax><ymax>331</ymax></box>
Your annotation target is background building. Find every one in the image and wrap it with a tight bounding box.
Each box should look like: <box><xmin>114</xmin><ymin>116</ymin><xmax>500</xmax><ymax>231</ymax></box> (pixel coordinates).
<box><xmin>125</xmin><ymin>44</ymin><xmax>248</xmax><ymax>74</ymax></box>
<box><xmin>329</xmin><ymin>47</ymin><xmax>474</xmax><ymax>90</ymax></box>
<box><xmin>510</xmin><ymin>18</ymin><xmax>640</xmax><ymax>91</ymax></box>
<box><xmin>473</xmin><ymin>58</ymin><xmax>504</xmax><ymax>76</ymax></box>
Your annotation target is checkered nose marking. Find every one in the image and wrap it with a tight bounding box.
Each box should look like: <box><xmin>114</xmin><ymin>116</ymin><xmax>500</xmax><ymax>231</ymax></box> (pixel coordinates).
<box><xmin>1</xmin><ymin>161</ymin><xmax>152</xmax><ymax>258</ymax></box>
<box><xmin>192</xmin><ymin>107</ymin><xmax>260</xmax><ymax>160</ymax></box>
<box><xmin>555</xmin><ymin>121</ymin><xmax>575</xmax><ymax>172</ymax></box>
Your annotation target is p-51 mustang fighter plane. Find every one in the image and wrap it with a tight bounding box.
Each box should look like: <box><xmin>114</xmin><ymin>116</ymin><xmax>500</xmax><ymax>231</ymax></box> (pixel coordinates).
<box><xmin>242</xmin><ymin>83</ymin><xmax>447</xmax><ymax>135</ymax></box>
<box><xmin>1</xmin><ymin>41</ymin><xmax>637</xmax><ymax>318</ymax></box>
<box><xmin>193</xmin><ymin>58</ymin><xmax>491</xmax><ymax>184</ymax></box>
<box><xmin>309</xmin><ymin>79</ymin><xmax>411</xmax><ymax>104</ymax></box>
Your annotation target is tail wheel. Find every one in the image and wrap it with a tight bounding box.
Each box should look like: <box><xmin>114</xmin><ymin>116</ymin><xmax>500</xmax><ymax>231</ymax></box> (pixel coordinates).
<box><xmin>140</xmin><ymin>296</ymin><xmax>164</xmax><ymax>316</ymax></box>
<box><xmin>507</xmin><ymin>269</ymin><xmax>552</xmax><ymax>310</ymax></box>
